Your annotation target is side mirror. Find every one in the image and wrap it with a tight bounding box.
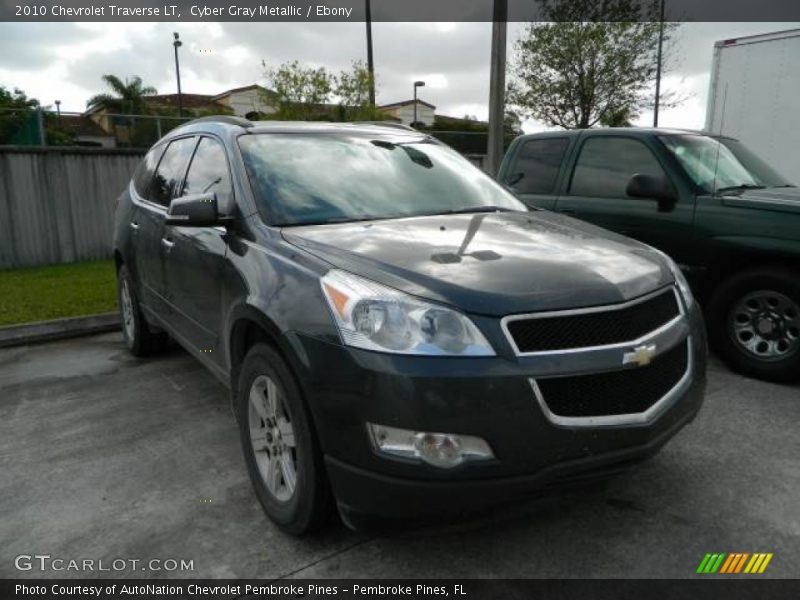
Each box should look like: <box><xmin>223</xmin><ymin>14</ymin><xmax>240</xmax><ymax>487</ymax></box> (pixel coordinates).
<box><xmin>166</xmin><ymin>193</ymin><xmax>219</xmax><ymax>226</ymax></box>
<box><xmin>626</xmin><ymin>174</ymin><xmax>677</xmax><ymax>206</ymax></box>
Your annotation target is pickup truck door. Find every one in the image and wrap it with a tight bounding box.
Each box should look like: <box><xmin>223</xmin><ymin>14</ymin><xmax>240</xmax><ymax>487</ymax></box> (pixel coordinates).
<box><xmin>553</xmin><ymin>135</ymin><xmax>696</xmax><ymax>266</ymax></box>
<box><xmin>499</xmin><ymin>136</ymin><xmax>572</xmax><ymax>210</ymax></box>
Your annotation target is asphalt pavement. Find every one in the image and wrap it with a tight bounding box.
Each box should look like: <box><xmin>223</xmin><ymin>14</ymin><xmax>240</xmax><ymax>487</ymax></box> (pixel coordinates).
<box><xmin>1</xmin><ymin>333</ymin><xmax>798</xmax><ymax>578</ymax></box>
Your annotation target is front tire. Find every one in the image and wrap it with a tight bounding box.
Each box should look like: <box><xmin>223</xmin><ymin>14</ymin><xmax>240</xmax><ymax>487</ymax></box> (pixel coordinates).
<box><xmin>117</xmin><ymin>265</ymin><xmax>167</xmax><ymax>357</ymax></box>
<box><xmin>237</xmin><ymin>343</ymin><xmax>331</xmax><ymax>534</ymax></box>
<box><xmin>707</xmin><ymin>267</ymin><xmax>800</xmax><ymax>383</ymax></box>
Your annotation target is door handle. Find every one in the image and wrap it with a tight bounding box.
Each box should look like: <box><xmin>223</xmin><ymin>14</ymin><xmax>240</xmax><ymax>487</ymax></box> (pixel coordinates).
<box><xmin>130</xmin><ymin>221</ymin><xmax>140</xmax><ymax>231</ymax></box>
<box><xmin>161</xmin><ymin>237</ymin><xmax>175</xmax><ymax>251</ymax></box>
<box><xmin>557</xmin><ymin>208</ymin><xmax>576</xmax><ymax>215</ymax></box>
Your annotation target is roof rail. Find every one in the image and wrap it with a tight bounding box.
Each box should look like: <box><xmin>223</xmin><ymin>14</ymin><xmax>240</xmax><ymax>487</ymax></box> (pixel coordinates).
<box><xmin>186</xmin><ymin>115</ymin><xmax>253</xmax><ymax>128</ymax></box>
<box><xmin>353</xmin><ymin>121</ymin><xmax>418</xmax><ymax>132</ymax></box>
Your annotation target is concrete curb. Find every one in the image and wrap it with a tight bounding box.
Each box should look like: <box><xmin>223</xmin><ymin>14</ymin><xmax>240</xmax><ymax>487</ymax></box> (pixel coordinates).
<box><xmin>0</xmin><ymin>313</ymin><xmax>120</xmax><ymax>349</ymax></box>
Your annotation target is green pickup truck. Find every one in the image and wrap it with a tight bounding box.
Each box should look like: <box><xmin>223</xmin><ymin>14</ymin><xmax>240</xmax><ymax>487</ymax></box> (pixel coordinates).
<box><xmin>498</xmin><ymin>128</ymin><xmax>799</xmax><ymax>383</ymax></box>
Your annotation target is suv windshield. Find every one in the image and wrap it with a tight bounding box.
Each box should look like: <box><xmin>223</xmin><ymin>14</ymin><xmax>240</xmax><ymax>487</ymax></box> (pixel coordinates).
<box><xmin>238</xmin><ymin>133</ymin><xmax>526</xmax><ymax>226</ymax></box>
<box><xmin>659</xmin><ymin>134</ymin><xmax>791</xmax><ymax>195</ymax></box>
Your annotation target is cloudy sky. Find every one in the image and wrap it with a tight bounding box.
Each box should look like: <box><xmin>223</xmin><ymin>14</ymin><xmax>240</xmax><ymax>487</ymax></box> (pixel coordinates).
<box><xmin>0</xmin><ymin>21</ymin><xmax>797</xmax><ymax>132</ymax></box>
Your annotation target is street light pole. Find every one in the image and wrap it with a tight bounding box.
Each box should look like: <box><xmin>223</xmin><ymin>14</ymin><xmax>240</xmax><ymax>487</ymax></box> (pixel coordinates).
<box><xmin>653</xmin><ymin>0</ymin><xmax>666</xmax><ymax>127</ymax></box>
<box><xmin>486</xmin><ymin>0</ymin><xmax>507</xmax><ymax>176</ymax></box>
<box><xmin>173</xmin><ymin>32</ymin><xmax>184</xmax><ymax>118</ymax></box>
<box><xmin>365</xmin><ymin>0</ymin><xmax>375</xmax><ymax>108</ymax></box>
<box><xmin>413</xmin><ymin>80</ymin><xmax>425</xmax><ymax>126</ymax></box>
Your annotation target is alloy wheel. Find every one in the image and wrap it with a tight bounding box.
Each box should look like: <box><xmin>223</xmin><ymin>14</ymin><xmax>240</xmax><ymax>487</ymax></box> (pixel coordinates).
<box><xmin>248</xmin><ymin>375</ymin><xmax>298</xmax><ymax>502</ymax></box>
<box><xmin>120</xmin><ymin>279</ymin><xmax>135</xmax><ymax>342</ymax></box>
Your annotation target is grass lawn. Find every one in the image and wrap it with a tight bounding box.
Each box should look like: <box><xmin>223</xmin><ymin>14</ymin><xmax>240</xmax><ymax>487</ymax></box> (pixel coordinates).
<box><xmin>0</xmin><ymin>260</ymin><xmax>117</xmax><ymax>327</ymax></box>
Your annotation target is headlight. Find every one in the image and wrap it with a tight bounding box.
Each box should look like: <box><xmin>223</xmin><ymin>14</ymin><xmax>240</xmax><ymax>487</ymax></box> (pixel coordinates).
<box><xmin>654</xmin><ymin>250</ymin><xmax>693</xmax><ymax>306</ymax></box>
<box><xmin>320</xmin><ymin>269</ymin><xmax>495</xmax><ymax>356</ymax></box>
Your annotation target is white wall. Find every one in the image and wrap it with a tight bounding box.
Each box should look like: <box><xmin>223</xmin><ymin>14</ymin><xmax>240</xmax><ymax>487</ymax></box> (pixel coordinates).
<box><xmin>393</xmin><ymin>103</ymin><xmax>435</xmax><ymax>126</ymax></box>
<box><xmin>220</xmin><ymin>89</ymin><xmax>277</xmax><ymax>117</ymax></box>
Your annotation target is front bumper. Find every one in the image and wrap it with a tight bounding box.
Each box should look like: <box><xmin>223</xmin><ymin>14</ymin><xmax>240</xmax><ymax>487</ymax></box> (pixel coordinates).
<box><xmin>284</xmin><ymin>300</ymin><xmax>707</xmax><ymax>519</ymax></box>
<box><xmin>325</xmin><ymin>394</ymin><xmax>701</xmax><ymax>520</ymax></box>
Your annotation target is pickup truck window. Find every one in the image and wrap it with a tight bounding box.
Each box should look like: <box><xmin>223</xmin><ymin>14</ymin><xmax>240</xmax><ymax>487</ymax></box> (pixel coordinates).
<box><xmin>569</xmin><ymin>137</ymin><xmax>666</xmax><ymax>198</ymax></box>
<box><xmin>659</xmin><ymin>134</ymin><xmax>790</xmax><ymax>194</ymax></box>
<box><xmin>504</xmin><ymin>138</ymin><xmax>569</xmax><ymax>194</ymax></box>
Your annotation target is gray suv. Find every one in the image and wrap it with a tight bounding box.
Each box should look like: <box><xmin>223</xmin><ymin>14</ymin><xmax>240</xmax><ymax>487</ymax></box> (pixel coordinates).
<box><xmin>114</xmin><ymin>117</ymin><xmax>707</xmax><ymax>533</ymax></box>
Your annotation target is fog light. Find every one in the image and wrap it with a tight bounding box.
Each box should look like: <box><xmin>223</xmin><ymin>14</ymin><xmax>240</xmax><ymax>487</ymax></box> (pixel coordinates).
<box><xmin>367</xmin><ymin>423</ymin><xmax>494</xmax><ymax>468</ymax></box>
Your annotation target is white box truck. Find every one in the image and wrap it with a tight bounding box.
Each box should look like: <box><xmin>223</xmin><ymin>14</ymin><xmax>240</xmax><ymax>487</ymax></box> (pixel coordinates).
<box><xmin>705</xmin><ymin>28</ymin><xmax>800</xmax><ymax>180</ymax></box>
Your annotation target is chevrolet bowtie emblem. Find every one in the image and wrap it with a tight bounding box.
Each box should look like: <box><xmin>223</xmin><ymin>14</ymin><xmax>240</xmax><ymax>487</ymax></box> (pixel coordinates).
<box><xmin>623</xmin><ymin>343</ymin><xmax>657</xmax><ymax>367</ymax></box>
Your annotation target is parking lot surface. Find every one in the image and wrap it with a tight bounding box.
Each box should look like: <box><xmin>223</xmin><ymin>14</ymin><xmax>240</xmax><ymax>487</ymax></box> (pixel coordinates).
<box><xmin>1</xmin><ymin>332</ymin><xmax>798</xmax><ymax>579</ymax></box>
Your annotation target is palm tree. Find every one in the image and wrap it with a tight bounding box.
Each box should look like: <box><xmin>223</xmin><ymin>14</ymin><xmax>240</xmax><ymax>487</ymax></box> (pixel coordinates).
<box><xmin>86</xmin><ymin>75</ymin><xmax>157</xmax><ymax>114</ymax></box>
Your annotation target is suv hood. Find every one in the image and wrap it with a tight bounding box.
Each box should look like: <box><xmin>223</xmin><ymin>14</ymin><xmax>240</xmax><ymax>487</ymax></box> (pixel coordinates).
<box><xmin>723</xmin><ymin>186</ymin><xmax>800</xmax><ymax>215</ymax></box>
<box><xmin>282</xmin><ymin>211</ymin><xmax>672</xmax><ymax>316</ymax></box>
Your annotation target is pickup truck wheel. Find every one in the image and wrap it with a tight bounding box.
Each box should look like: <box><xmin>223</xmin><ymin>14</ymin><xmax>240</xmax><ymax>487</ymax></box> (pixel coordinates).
<box><xmin>707</xmin><ymin>268</ymin><xmax>800</xmax><ymax>383</ymax></box>
<box><xmin>237</xmin><ymin>343</ymin><xmax>331</xmax><ymax>534</ymax></box>
<box><xmin>117</xmin><ymin>265</ymin><xmax>167</xmax><ymax>356</ymax></box>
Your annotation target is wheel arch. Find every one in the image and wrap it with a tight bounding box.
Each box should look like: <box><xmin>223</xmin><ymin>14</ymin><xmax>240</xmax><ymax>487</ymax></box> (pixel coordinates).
<box><xmin>701</xmin><ymin>250</ymin><xmax>800</xmax><ymax>302</ymax></box>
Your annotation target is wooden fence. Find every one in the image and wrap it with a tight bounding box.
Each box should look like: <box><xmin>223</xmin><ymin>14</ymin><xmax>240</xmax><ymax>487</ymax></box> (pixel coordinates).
<box><xmin>0</xmin><ymin>147</ymin><xmax>143</xmax><ymax>269</ymax></box>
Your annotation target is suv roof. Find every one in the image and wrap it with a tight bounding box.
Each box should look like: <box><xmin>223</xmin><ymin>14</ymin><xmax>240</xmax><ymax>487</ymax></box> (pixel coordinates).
<box><xmin>169</xmin><ymin>116</ymin><xmax>423</xmax><ymax>139</ymax></box>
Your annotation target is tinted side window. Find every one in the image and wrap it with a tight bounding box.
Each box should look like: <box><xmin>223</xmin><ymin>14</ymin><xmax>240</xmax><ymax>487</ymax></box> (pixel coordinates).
<box><xmin>133</xmin><ymin>145</ymin><xmax>164</xmax><ymax>199</ymax></box>
<box><xmin>570</xmin><ymin>137</ymin><xmax>665</xmax><ymax>198</ymax></box>
<box><xmin>151</xmin><ymin>137</ymin><xmax>196</xmax><ymax>207</ymax></box>
<box><xmin>506</xmin><ymin>138</ymin><xmax>569</xmax><ymax>194</ymax></box>
<box><xmin>181</xmin><ymin>137</ymin><xmax>233</xmax><ymax>214</ymax></box>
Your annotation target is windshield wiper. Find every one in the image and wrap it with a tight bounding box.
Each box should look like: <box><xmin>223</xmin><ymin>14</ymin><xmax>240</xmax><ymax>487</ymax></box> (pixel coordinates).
<box><xmin>715</xmin><ymin>183</ymin><xmax>766</xmax><ymax>195</ymax></box>
<box><xmin>279</xmin><ymin>215</ymin><xmax>383</xmax><ymax>227</ymax></box>
<box><xmin>423</xmin><ymin>206</ymin><xmax>518</xmax><ymax>216</ymax></box>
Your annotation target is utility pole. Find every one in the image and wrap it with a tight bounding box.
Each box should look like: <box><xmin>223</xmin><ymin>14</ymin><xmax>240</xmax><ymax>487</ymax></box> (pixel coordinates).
<box><xmin>365</xmin><ymin>0</ymin><xmax>375</xmax><ymax>108</ymax></box>
<box><xmin>653</xmin><ymin>0</ymin><xmax>666</xmax><ymax>127</ymax></box>
<box><xmin>413</xmin><ymin>80</ymin><xmax>425</xmax><ymax>126</ymax></box>
<box><xmin>486</xmin><ymin>0</ymin><xmax>507</xmax><ymax>176</ymax></box>
<box><xmin>173</xmin><ymin>32</ymin><xmax>184</xmax><ymax>118</ymax></box>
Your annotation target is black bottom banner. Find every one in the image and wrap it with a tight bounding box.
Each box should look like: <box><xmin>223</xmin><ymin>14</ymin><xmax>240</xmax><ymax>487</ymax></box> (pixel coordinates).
<box><xmin>3</xmin><ymin>579</ymin><xmax>800</xmax><ymax>600</ymax></box>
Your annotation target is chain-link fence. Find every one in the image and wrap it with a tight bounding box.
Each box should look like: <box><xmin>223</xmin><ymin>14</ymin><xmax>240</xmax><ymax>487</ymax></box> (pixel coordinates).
<box><xmin>0</xmin><ymin>108</ymin><xmax>515</xmax><ymax>161</ymax></box>
<box><xmin>0</xmin><ymin>107</ymin><xmax>195</xmax><ymax>149</ymax></box>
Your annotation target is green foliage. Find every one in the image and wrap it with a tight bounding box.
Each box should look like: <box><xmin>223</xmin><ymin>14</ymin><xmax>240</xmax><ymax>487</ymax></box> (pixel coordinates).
<box><xmin>335</xmin><ymin>60</ymin><xmax>380</xmax><ymax>120</ymax></box>
<box><xmin>0</xmin><ymin>86</ymin><xmax>39</xmax><ymax>144</ymax></box>
<box><xmin>507</xmin><ymin>0</ymin><xmax>681</xmax><ymax>129</ymax></box>
<box><xmin>416</xmin><ymin>111</ymin><xmax>523</xmax><ymax>138</ymax></box>
<box><xmin>263</xmin><ymin>60</ymin><xmax>335</xmax><ymax>120</ymax></box>
<box><xmin>262</xmin><ymin>59</ymin><xmax>381</xmax><ymax>121</ymax></box>
<box><xmin>86</xmin><ymin>75</ymin><xmax>158</xmax><ymax>114</ymax></box>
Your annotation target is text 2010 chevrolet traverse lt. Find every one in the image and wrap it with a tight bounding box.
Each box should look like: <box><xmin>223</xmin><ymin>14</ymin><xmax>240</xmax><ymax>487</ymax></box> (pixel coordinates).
<box><xmin>113</xmin><ymin>117</ymin><xmax>707</xmax><ymax>534</ymax></box>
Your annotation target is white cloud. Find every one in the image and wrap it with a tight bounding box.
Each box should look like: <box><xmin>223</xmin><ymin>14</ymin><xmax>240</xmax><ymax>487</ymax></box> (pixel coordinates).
<box><xmin>1</xmin><ymin>20</ymin><xmax>798</xmax><ymax>128</ymax></box>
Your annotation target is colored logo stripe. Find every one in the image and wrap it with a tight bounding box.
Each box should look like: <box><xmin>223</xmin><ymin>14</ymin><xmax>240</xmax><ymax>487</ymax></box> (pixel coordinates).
<box><xmin>697</xmin><ymin>553</ymin><xmax>773</xmax><ymax>574</ymax></box>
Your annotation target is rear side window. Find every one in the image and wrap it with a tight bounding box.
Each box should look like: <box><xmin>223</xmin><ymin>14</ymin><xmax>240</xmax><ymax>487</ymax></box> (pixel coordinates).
<box><xmin>151</xmin><ymin>137</ymin><xmax>197</xmax><ymax>207</ymax></box>
<box><xmin>570</xmin><ymin>137</ymin><xmax>666</xmax><ymax>198</ymax></box>
<box><xmin>181</xmin><ymin>137</ymin><xmax>233</xmax><ymax>214</ymax></box>
<box><xmin>132</xmin><ymin>145</ymin><xmax>164</xmax><ymax>200</ymax></box>
<box><xmin>505</xmin><ymin>138</ymin><xmax>569</xmax><ymax>194</ymax></box>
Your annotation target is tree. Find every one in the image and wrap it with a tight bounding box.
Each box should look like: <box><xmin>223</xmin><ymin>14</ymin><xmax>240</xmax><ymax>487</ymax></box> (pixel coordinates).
<box><xmin>86</xmin><ymin>75</ymin><xmax>157</xmax><ymax>114</ymax></box>
<box><xmin>507</xmin><ymin>0</ymin><xmax>681</xmax><ymax>129</ymax></box>
<box><xmin>0</xmin><ymin>86</ymin><xmax>38</xmax><ymax>144</ymax></box>
<box><xmin>335</xmin><ymin>60</ymin><xmax>380</xmax><ymax>120</ymax></box>
<box><xmin>262</xmin><ymin>60</ymin><xmax>335</xmax><ymax>120</ymax></box>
